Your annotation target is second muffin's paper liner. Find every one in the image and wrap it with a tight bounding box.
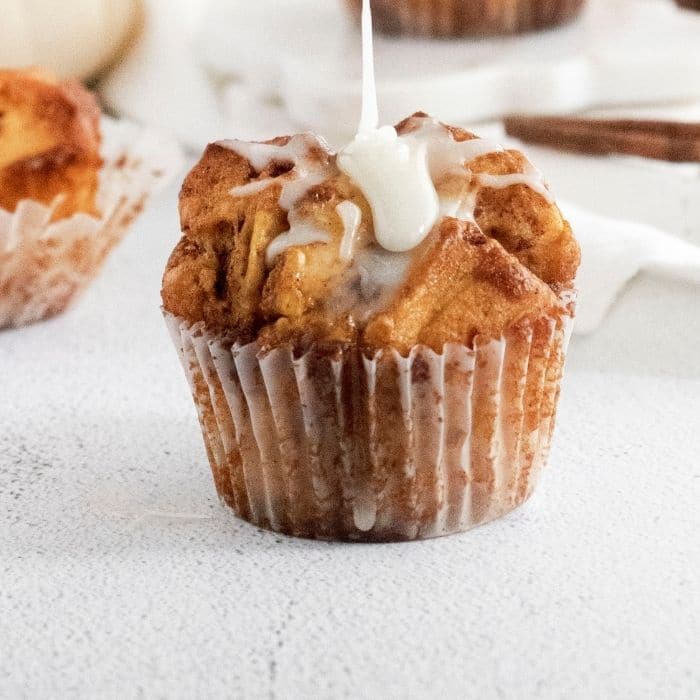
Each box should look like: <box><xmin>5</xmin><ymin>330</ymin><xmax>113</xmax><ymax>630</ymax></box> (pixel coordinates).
<box><xmin>0</xmin><ymin>118</ymin><xmax>182</xmax><ymax>329</ymax></box>
<box><xmin>166</xmin><ymin>309</ymin><xmax>573</xmax><ymax>541</ymax></box>
<box><xmin>345</xmin><ymin>0</ymin><xmax>586</xmax><ymax>37</ymax></box>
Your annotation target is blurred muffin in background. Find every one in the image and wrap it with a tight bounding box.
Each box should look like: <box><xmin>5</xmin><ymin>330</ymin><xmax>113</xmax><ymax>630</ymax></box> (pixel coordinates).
<box><xmin>345</xmin><ymin>0</ymin><xmax>587</xmax><ymax>37</ymax></box>
<box><xmin>0</xmin><ymin>67</ymin><xmax>179</xmax><ymax>329</ymax></box>
<box><xmin>0</xmin><ymin>0</ymin><xmax>141</xmax><ymax>80</ymax></box>
<box><xmin>0</xmin><ymin>68</ymin><xmax>102</xmax><ymax>220</ymax></box>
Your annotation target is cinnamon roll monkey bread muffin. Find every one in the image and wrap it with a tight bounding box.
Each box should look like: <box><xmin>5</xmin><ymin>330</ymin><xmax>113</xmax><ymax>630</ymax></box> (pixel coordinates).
<box><xmin>345</xmin><ymin>0</ymin><xmax>587</xmax><ymax>37</ymax></box>
<box><xmin>162</xmin><ymin>112</ymin><xmax>580</xmax><ymax>541</ymax></box>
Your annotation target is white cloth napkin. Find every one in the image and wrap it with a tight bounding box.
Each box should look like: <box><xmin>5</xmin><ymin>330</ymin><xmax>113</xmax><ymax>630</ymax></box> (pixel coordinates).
<box><xmin>563</xmin><ymin>202</ymin><xmax>700</xmax><ymax>334</ymax></box>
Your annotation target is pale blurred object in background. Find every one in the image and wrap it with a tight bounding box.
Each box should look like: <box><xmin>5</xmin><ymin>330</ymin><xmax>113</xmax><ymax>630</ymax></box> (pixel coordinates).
<box><xmin>0</xmin><ymin>0</ymin><xmax>142</xmax><ymax>80</ymax></box>
<box><xmin>101</xmin><ymin>0</ymin><xmax>700</xmax><ymax>148</ymax></box>
<box><xmin>100</xmin><ymin>0</ymin><xmax>228</xmax><ymax>147</ymax></box>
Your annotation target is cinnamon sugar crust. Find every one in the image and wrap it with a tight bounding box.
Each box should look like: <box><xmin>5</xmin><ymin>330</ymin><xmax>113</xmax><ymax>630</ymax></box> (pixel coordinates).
<box><xmin>162</xmin><ymin>113</ymin><xmax>580</xmax><ymax>354</ymax></box>
<box><xmin>0</xmin><ymin>68</ymin><xmax>102</xmax><ymax>220</ymax></box>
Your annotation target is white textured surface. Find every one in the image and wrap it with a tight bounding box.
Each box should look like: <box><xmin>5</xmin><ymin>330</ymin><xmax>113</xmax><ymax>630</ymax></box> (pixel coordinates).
<box><xmin>2</xmin><ymin>175</ymin><xmax>700</xmax><ymax>700</ymax></box>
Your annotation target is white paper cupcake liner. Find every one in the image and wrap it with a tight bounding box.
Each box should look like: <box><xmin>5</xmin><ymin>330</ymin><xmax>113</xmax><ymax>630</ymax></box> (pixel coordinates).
<box><xmin>165</xmin><ymin>307</ymin><xmax>573</xmax><ymax>542</ymax></box>
<box><xmin>0</xmin><ymin>117</ymin><xmax>182</xmax><ymax>329</ymax></box>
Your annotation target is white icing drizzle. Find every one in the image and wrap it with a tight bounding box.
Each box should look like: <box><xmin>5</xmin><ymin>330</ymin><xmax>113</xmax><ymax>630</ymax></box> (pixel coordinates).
<box><xmin>358</xmin><ymin>0</ymin><xmax>378</xmax><ymax>135</ymax></box>
<box><xmin>219</xmin><ymin>140</ymin><xmax>291</xmax><ymax>172</ymax></box>
<box><xmin>229</xmin><ymin>177</ymin><xmax>276</xmax><ymax>198</ymax></box>
<box><xmin>400</xmin><ymin>117</ymin><xmax>553</xmax><ymax>213</ymax></box>
<box><xmin>336</xmin><ymin>0</ymin><xmax>440</xmax><ymax>254</ymax></box>
<box><xmin>439</xmin><ymin>189</ymin><xmax>478</xmax><ymax>222</ymax></box>
<box><xmin>222</xmin><ymin>133</ymin><xmax>332</xmax><ymax>210</ymax></box>
<box><xmin>222</xmin><ymin>0</ymin><xmax>554</xmax><ymax>284</ymax></box>
<box><xmin>338</xmin><ymin>127</ymin><xmax>439</xmax><ymax>253</ymax></box>
<box><xmin>265</xmin><ymin>212</ymin><xmax>331</xmax><ymax>266</ymax></box>
<box><xmin>402</xmin><ymin>118</ymin><xmax>505</xmax><ymax>180</ymax></box>
<box><xmin>226</xmin><ymin>116</ymin><xmax>552</xmax><ymax>268</ymax></box>
<box><xmin>336</xmin><ymin>201</ymin><xmax>362</xmax><ymax>261</ymax></box>
<box><xmin>477</xmin><ymin>162</ymin><xmax>554</xmax><ymax>203</ymax></box>
<box><xmin>222</xmin><ymin>134</ymin><xmax>334</xmax><ymax>264</ymax></box>
<box><xmin>355</xmin><ymin>247</ymin><xmax>413</xmax><ymax>311</ymax></box>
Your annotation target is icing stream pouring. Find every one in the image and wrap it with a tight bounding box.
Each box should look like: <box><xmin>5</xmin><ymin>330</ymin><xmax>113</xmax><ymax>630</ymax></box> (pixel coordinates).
<box><xmin>337</xmin><ymin>0</ymin><xmax>440</xmax><ymax>253</ymax></box>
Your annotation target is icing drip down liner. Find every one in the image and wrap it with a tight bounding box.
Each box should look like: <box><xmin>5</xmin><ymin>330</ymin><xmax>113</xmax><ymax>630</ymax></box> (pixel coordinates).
<box><xmin>165</xmin><ymin>304</ymin><xmax>573</xmax><ymax>541</ymax></box>
<box><xmin>0</xmin><ymin>118</ymin><xmax>182</xmax><ymax>329</ymax></box>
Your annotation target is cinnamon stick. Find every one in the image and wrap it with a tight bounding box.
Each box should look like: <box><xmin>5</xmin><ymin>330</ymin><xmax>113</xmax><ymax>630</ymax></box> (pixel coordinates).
<box><xmin>504</xmin><ymin>115</ymin><xmax>700</xmax><ymax>163</ymax></box>
<box><xmin>675</xmin><ymin>0</ymin><xmax>700</xmax><ymax>11</ymax></box>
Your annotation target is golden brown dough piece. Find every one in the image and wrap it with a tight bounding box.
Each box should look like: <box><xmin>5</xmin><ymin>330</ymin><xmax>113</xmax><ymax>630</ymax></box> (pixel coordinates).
<box><xmin>0</xmin><ymin>68</ymin><xmax>102</xmax><ymax>219</ymax></box>
<box><xmin>363</xmin><ymin>218</ymin><xmax>562</xmax><ymax>352</ymax></box>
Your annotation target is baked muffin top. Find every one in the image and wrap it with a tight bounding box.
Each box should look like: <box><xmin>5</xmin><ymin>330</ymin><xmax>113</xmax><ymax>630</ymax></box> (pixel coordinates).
<box><xmin>0</xmin><ymin>68</ymin><xmax>102</xmax><ymax>219</ymax></box>
<box><xmin>162</xmin><ymin>113</ymin><xmax>579</xmax><ymax>353</ymax></box>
